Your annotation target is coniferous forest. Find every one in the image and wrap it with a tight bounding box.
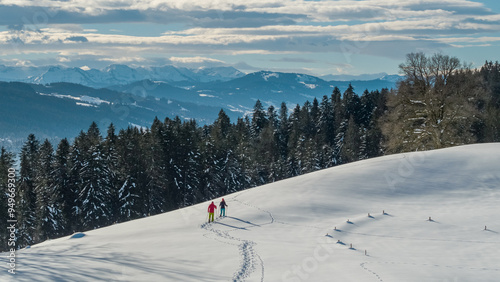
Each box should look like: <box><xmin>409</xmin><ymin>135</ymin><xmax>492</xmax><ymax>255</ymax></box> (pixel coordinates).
<box><xmin>1</xmin><ymin>54</ymin><xmax>500</xmax><ymax>251</ymax></box>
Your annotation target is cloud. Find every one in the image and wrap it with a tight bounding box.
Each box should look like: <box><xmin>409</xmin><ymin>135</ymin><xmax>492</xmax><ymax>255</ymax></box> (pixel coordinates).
<box><xmin>97</xmin><ymin>56</ymin><xmax>147</xmax><ymax>64</ymax></box>
<box><xmin>270</xmin><ymin>57</ymin><xmax>319</xmax><ymax>63</ymax></box>
<box><xmin>0</xmin><ymin>0</ymin><xmax>497</xmax><ymax>73</ymax></box>
<box><xmin>0</xmin><ymin>0</ymin><xmax>490</xmax><ymax>27</ymax></box>
<box><xmin>167</xmin><ymin>56</ymin><xmax>228</xmax><ymax>68</ymax></box>
<box><xmin>169</xmin><ymin>56</ymin><xmax>224</xmax><ymax>64</ymax></box>
<box><xmin>65</xmin><ymin>36</ymin><xmax>88</xmax><ymax>42</ymax></box>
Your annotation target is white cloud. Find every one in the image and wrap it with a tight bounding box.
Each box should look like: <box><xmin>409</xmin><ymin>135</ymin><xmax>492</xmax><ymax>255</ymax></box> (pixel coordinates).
<box><xmin>97</xmin><ymin>56</ymin><xmax>147</xmax><ymax>63</ymax></box>
<box><xmin>0</xmin><ymin>0</ymin><xmax>497</xmax><ymax>73</ymax></box>
<box><xmin>438</xmin><ymin>36</ymin><xmax>500</xmax><ymax>43</ymax></box>
<box><xmin>169</xmin><ymin>56</ymin><xmax>225</xmax><ymax>64</ymax></box>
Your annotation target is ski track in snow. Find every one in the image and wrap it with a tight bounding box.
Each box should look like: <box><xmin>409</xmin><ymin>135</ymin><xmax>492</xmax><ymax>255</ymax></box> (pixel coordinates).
<box><xmin>201</xmin><ymin>195</ymin><xmax>270</xmax><ymax>282</ymax></box>
<box><xmin>360</xmin><ymin>262</ymin><xmax>384</xmax><ymax>282</ymax></box>
<box><xmin>333</xmin><ymin>210</ymin><xmax>500</xmax><ymax>282</ymax></box>
<box><xmin>360</xmin><ymin>260</ymin><xmax>500</xmax><ymax>280</ymax></box>
<box><xmin>201</xmin><ymin>221</ymin><xmax>259</xmax><ymax>281</ymax></box>
<box><xmin>343</xmin><ymin>229</ymin><xmax>500</xmax><ymax>244</ymax></box>
<box><xmin>231</xmin><ymin>198</ymin><xmax>275</xmax><ymax>225</ymax></box>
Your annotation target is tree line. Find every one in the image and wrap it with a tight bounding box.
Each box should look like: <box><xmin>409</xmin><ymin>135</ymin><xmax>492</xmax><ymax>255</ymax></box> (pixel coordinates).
<box><xmin>1</xmin><ymin>54</ymin><xmax>499</xmax><ymax>251</ymax></box>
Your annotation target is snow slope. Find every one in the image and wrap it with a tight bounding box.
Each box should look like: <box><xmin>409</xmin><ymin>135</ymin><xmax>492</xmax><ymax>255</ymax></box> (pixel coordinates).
<box><xmin>2</xmin><ymin>144</ymin><xmax>500</xmax><ymax>281</ymax></box>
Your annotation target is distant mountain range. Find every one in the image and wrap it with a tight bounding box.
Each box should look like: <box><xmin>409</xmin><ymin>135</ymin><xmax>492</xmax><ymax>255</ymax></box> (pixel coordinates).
<box><xmin>0</xmin><ymin>64</ymin><xmax>402</xmax><ymax>89</ymax></box>
<box><xmin>0</xmin><ymin>64</ymin><xmax>246</xmax><ymax>88</ymax></box>
<box><xmin>0</xmin><ymin>64</ymin><xmax>402</xmax><ymax>152</ymax></box>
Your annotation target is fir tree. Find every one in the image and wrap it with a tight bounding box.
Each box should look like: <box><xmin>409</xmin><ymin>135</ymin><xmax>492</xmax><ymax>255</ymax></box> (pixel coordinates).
<box><xmin>333</xmin><ymin>118</ymin><xmax>348</xmax><ymax>165</ymax></box>
<box><xmin>209</xmin><ymin>111</ymin><xmax>240</xmax><ymax>196</ymax></box>
<box><xmin>77</xmin><ymin>124</ymin><xmax>113</xmax><ymax>229</ymax></box>
<box><xmin>0</xmin><ymin>147</ymin><xmax>15</xmax><ymax>251</ymax></box>
<box><xmin>200</xmin><ymin>134</ymin><xmax>221</xmax><ymax>199</ymax></box>
<box><xmin>17</xmin><ymin>134</ymin><xmax>39</xmax><ymax>247</ymax></box>
<box><xmin>145</xmin><ymin>117</ymin><xmax>168</xmax><ymax>215</ymax></box>
<box><xmin>331</xmin><ymin>87</ymin><xmax>343</xmax><ymax>130</ymax></box>
<box><xmin>341</xmin><ymin>116</ymin><xmax>361</xmax><ymax>163</ymax></box>
<box><xmin>33</xmin><ymin>139</ymin><xmax>58</xmax><ymax>242</ymax></box>
<box><xmin>178</xmin><ymin>120</ymin><xmax>203</xmax><ymax>206</ymax></box>
<box><xmin>162</xmin><ymin>117</ymin><xmax>183</xmax><ymax>210</ymax></box>
<box><xmin>34</xmin><ymin>139</ymin><xmax>68</xmax><ymax>240</ymax></box>
<box><xmin>69</xmin><ymin>131</ymin><xmax>86</xmax><ymax>231</ymax></box>
<box><xmin>116</xmin><ymin>127</ymin><xmax>148</xmax><ymax>221</ymax></box>
<box><xmin>212</xmin><ymin>110</ymin><xmax>231</xmax><ymax>146</ymax></box>
<box><xmin>52</xmin><ymin>138</ymin><xmax>72</xmax><ymax>236</ymax></box>
<box><xmin>343</xmin><ymin>84</ymin><xmax>362</xmax><ymax>124</ymax></box>
<box><xmin>277</xmin><ymin>102</ymin><xmax>290</xmax><ymax>162</ymax></box>
<box><xmin>103</xmin><ymin>124</ymin><xmax>119</xmax><ymax>223</ymax></box>
<box><xmin>251</xmin><ymin>100</ymin><xmax>268</xmax><ymax>138</ymax></box>
<box><xmin>318</xmin><ymin>95</ymin><xmax>335</xmax><ymax>145</ymax></box>
<box><xmin>233</xmin><ymin>117</ymin><xmax>253</xmax><ymax>189</ymax></box>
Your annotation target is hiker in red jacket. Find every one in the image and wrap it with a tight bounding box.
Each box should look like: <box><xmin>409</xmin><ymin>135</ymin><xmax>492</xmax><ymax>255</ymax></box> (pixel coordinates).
<box><xmin>208</xmin><ymin>201</ymin><xmax>217</xmax><ymax>222</ymax></box>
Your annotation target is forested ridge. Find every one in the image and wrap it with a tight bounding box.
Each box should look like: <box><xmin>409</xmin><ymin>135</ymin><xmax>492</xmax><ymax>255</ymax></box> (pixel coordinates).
<box><xmin>1</xmin><ymin>54</ymin><xmax>499</xmax><ymax>251</ymax></box>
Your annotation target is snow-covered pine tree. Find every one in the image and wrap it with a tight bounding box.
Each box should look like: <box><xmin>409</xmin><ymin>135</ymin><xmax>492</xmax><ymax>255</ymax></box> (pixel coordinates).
<box><xmin>144</xmin><ymin>117</ymin><xmax>168</xmax><ymax>215</ymax></box>
<box><xmin>162</xmin><ymin>117</ymin><xmax>183</xmax><ymax>211</ymax></box>
<box><xmin>360</xmin><ymin>89</ymin><xmax>375</xmax><ymax>127</ymax></box>
<box><xmin>0</xmin><ymin>147</ymin><xmax>15</xmax><ymax>251</ymax></box>
<box><xmin>254</xmin><ymin>119</ymin><xmax>277</xmax><ymax>184</ymax></box>
<box><xmin>479</xmin><ymin>61</ymin><xmax>500</xmax><ymax>142</ymax></box>
<box><xmin>233</xmin><ymin>117</ymin><xmax>253</xmax><ymax>189</ymax></box>
<box><xmin>52</xmin><ymin>138</ymin><xmax>72</xmax><ymax>236</ymax></box>
<box><xmin>341</xmin><ymin>116</ymin><xmax>361</xmax><ymax>163</ymax></box>
<box><xmin>331</xmin><ymin>87</ymin><xmax>343</xmax><ymax>131</ymax></box>
<box><xmin>364</xmin><ymin>107</ymin><xmax>384</xmax><ymax>159</ymax></box>
<box><xmin>102</xmin><ymin>124</ymin><xmax>119</xmax><ymax>223</ymax></box>
<box><xmin>294</xmin><ymin>136</ymin><xmax>309</xmax><ymax>174</ymax></box>
<box><xmin>343</xmin><ymin>84</ymin><xmax>362</xmax><ymax>124</ymax></box>
<box><xmin>298</xmin><ymin>101</ymin><xmax>314</xmax><ymax>139</ymax></box>
<box><xmin>69</xmin><ymin>131</ymin><xmax>86</xmax><ymax>231</ymax></box>
<box><xmin>277</xmin><ymin>102</ymin><xmax>290</xmax><ymax>162</ymax></box>
<box><xmin>311</xmin><ymin>98</ymin><xmax>320</xmax><ymax>130</ymax></box>
<box><xmin>318</xmin><ymin>95</ymin><xmax>335</xmax><ymax>145</ymax></box>
<box><xmin>206</xmin><ymin>110</ymin><xmax>249</xmax><ymax>196</ymax></box>
<box><xmin>33</xmin><ymin>139</ymin><xmax>60</xmax><ymax>242</ymax></box>
<box><xmin>286</xmin><ymin>104</ymin><xmax>302</xmax><ymax>176</ymax></box>
<box><xmin>274</xmin><ymin>102</ymin><xmax>290</xmax><ymax>180</ymax></box>
<box><xmin>116</xmin><ymin>127</ymin><xmax>148</xmax><ymax>221</ymax></box>
<box><xmin>333</xmin><ymin>119</ymin><xmax>347</xmax><ymax>165</ymax></box>
<box><xmin>251</xmin><ymin>100</ymin><xmax>268</xmax><ymax>139</ymax></box>
<box><xmin>177</xmin><ymin>119</ymin><xmax>202</xmax><ymax>206</ymax></box>
<box><xmin>17</xmin><ymin>134</ymin><xmax>39</xmax><ymax>247</ymax></box>
<box><xmin>208</xmin><ymin>110</ymin><xmax>233</xmax><ymax>196</ymax></box>
<box><xmin>199</xmin><ymin>134</ymin><xmax>221</xmax><ymax>199</ymax></box>
<box><xmin>358</xmin><ymin>126</ymin><xmax>368</xmax><ymax>161</ymax></box>
<box><xmin>77</xmin><ymin>123</ymin><xmax>113</xmax><ymax>230</ymax></box>
<box><xmin>361</xmin><ymin>89</ymin><xmax>386</xmax><ymax>159</ymax></box>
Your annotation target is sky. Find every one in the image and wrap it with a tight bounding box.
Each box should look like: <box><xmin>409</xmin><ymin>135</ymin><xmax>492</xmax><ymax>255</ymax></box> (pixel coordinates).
<box><xmin>0</xmin><ymin>0</ymin><xmax>499</xmax><ymax>76</ymax></box>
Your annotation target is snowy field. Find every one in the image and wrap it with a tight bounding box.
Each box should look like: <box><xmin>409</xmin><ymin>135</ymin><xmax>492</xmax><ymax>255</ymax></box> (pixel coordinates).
<box><xmin>2</xmin><ymin>143</ymin><xmax>500</xmax><ymax>281</ymax></box>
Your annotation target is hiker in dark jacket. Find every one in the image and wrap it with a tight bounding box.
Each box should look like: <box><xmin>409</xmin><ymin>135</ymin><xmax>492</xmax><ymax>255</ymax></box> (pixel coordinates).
<box><xmin>219</xmin><ymin>198</ymin><xmax>228</xmax><ymax>217</ymax></box>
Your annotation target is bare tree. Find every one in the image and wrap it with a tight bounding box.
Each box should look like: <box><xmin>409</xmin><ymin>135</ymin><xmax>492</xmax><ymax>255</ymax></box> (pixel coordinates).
<box><xmin>382</xmin><ymin>53</ymin><xmax>485</xmax><ymax>152</ymax></box>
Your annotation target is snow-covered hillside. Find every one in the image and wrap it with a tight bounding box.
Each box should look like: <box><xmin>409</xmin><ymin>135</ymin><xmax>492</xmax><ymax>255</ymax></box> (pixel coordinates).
<box><xmin>2</xmin><ymin>144</ymin><xmax>500</xmax><ymax>281</ymax></box>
